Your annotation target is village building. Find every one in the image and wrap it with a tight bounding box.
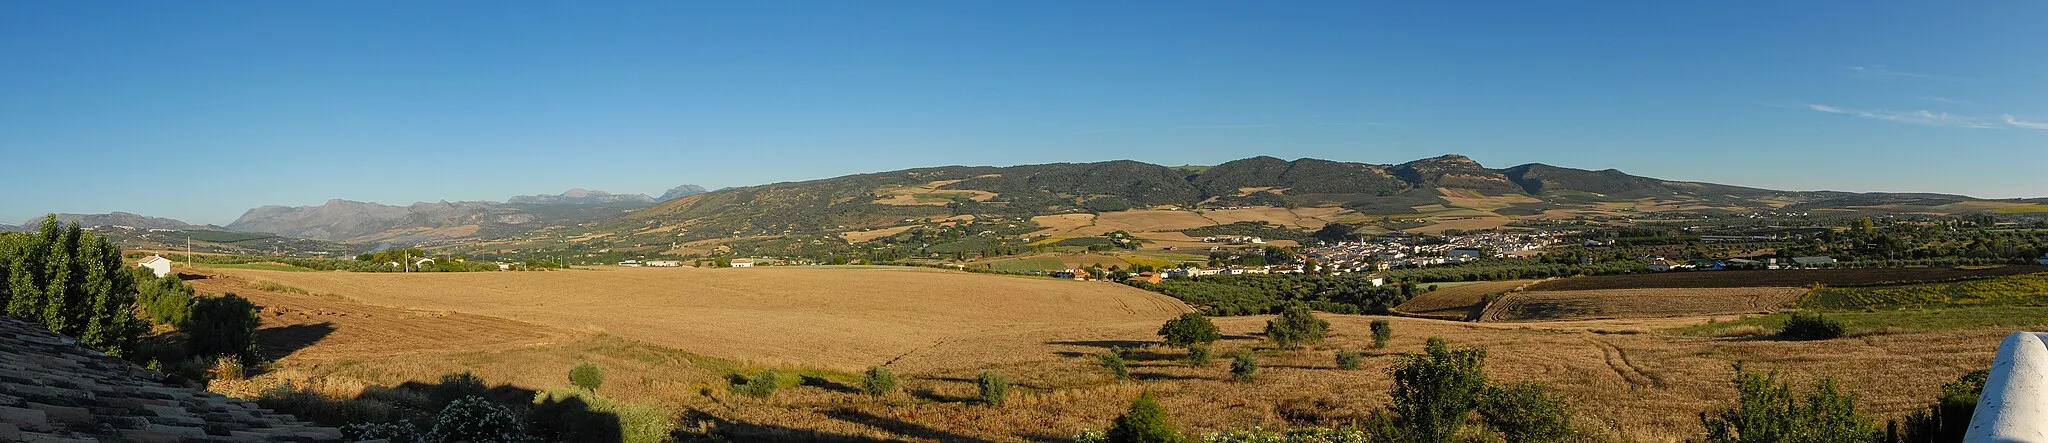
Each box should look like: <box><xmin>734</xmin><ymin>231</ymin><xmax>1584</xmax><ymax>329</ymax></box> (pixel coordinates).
<box><xmin>136</xmin><ymin>255</ymin><xmax>172</xmax><ymax>278</ymax></box>
<box><xmin>729</xmin><ymin>258</ymin><xmax>755</xmax><ymax>268</ymax></box>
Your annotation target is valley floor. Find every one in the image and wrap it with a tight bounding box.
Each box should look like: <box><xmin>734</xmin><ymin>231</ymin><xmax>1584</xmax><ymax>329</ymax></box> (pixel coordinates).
<box><xmin>190</xmin><ymin>266</ymin><xmax>2017</xmax><ymax>442</ymax></box>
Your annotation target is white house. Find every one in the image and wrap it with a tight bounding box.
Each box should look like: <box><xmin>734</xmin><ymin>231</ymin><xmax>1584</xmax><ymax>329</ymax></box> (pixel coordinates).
<box><xmin>646</xmin><ymin>260</ymin><xmax>682</xmax><ymax>267</ymax></box>
<box><xmin>136</xmin><ymin>255</ymin><xmax>172</xmax><ymax>278</ymax></box>
<box><xmin>730</xmin><ymin>259</ymin><xmax>754</xmax><ymax>268</ymax></box>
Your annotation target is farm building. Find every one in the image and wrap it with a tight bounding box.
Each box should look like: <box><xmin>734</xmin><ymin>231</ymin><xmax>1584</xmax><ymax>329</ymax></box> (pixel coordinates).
<box><xmin>646</xmin><ymin>260</ymin><xmax>682</xmax><ymax>267</ymax></box>
<box><xmin>730</xmin><ymin>259</ymin><xmax>754</xmax><ymax>268</ymax></box>
<box><xmin>135</xmin><ymin>255</ymin><xmax>172</xmax><ymax>278</ymax></box>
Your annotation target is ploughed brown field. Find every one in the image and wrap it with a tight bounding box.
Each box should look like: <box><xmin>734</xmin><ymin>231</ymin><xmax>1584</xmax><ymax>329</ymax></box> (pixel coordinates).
<box><xmin>1525</xmin><ymin>265</ymin><xmax>2048</xmax><ymax>291</ymax></box>
<box><xmin>1479</xmin><ymin>287</ymin><xmax>1810</xmax><ymax>322</ymax></box>
<box><xmin>1392</xmin><ymin>279</ymin><xmax>1539</xmax><ymax>320</ymax></box>
<box><xmin>192</xmin><ymin>266</ymin><xmax>2022</xmax><ymax>441</ymax></box>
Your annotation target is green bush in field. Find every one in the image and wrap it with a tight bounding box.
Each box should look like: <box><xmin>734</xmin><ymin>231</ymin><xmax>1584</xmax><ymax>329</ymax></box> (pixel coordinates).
<box><xmin>1230</xmin><ymin>351</ymin><xmax>1258</xmax><ymax>383</ymax></box>
<box><xmin>1185</xmin><ymin>344</ymin><xmax>1213</xmax><ymax>367</ymax></box>
<box><xmin>1780</xmin><ymin>312</ymin><xmax>1845</xmax><ymax>340</ymax></box>
<box><xmin>732</xmin><ymin>371</ymin><xmax>781</xmax><ymax>398</ymax></box>
<box><xmin>1370</xmin><ymin>319</ymin><xmax>1393</xmax><ymax>349</ymax></box>
<box><xmin>1334</xmin><ymin>350</ymin><xmax>1363</xmax><ymax>370</ymax></box>
<box><xmin>1101</xmin><ymin>348</ymin><xmax>1131</xmax><ymax>380</ymax></box>
<box><xmin>1387</xmin><ymin>337</ymin><xmax>1487</xmax><ymax>442</ymax></box>
<box><xmin>186</xmin><ymin>294</ymin><xmax>262</xmax><ymax>361</ymax></box>
<box><xmin>862</xmin><ymin>366</ymin><xmax>898</xmax><ymax>396</ymax></box>
<box><xmin>1700</xmin><ymin>363</ymin><xmax>1878</xmax><ymax>443</ymax></box>
<box><xmin>1158</xmin><ymin>313</ymin><xmax>1222</xmax><ymax>347</ymax></box>
<box><xmin>570</xmin><ymin>361</ymin><xmax>604</xmax><ymax>391</ymax></box>
<box><xmin>1264</xmin><ymin>305</ymin><xmax>1329</xmax><ymax>348</ymax></box>
<box><xmin>1480</xmin><ymin>381</ymin><xmax>1573</xmax><ymax>443</ymax></box>
<box><xmin>1105</xmin><ymin>392</ymin><xmax>1182</xmax><ymax>443</ymax></box>
<box><xmin>978</xmin><ymin>371</ymin><xmax>1010</xmax><ymax>406</ymax></box>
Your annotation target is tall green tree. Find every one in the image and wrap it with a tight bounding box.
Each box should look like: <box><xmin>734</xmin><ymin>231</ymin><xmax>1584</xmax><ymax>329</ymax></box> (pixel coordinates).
<box><xmin>1388</xmin><ymin>337</ymin><xmax>1488</xmax><ymax>442</ymax></box>
<box><xmin>7</xmin><ymin>217</ymin><xmax>55</xmax><ymax>318</ymax></box>
<box><xmin>81</xmin><ymin>235</ymin><xmax>138</xmax><ymax>355</ymax></box>
<box><xmin>41</xmin><ymin>222</ymin><xmax>82</xmax><ymax>335</ymax></box>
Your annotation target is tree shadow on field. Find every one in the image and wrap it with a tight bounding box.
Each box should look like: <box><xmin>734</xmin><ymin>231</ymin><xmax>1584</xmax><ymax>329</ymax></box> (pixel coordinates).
<box><xmin>801</xmin><ymin>375</ymin><xmax>860</xmax><ymax>394</ymax></box>
<box><xmin>822</xmin><ymin>408</ymin><xmax>997</xmax><ymax>443</ymax></box>
<box><xmin>1132</xmin><ymin>371</ymin><xmax>1212</xmax><ymax>382</ymax></box>
<box><xmin>908</xmin><ymin>387</ymin><xmax>978</xmax><ymax>404</ymax></box>
<box><xmin>679</xmin><ymin>409</ymin><xmax>892</xmax><ymax>442</ymax></box>
<box><xmin>255</xmin><ymin>322</ymin><xmax>335</xmax><ymax>361</ymax></box>
<box><xmin>1046</xmin><ymin>339</ymin><xmax>1154</xmax><ymax>349</ymax></box>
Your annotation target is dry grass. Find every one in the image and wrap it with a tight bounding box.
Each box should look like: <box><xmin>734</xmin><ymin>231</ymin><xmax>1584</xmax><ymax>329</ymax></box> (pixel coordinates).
<box><xmin>211</xmin><ymin>266</ymin><xmax>1189</xmax><ymax>370</ymax></box>
<box><xmin>840</xmin><ymin>225</ymin><xmax>915</xmax><ymax>243</ymax></box>
<box><xmin>1394</xmin><ymin>279</ymin><xmax>1539</xmax><ymax>320</ymax></box>
<box><xmin>872</xmin><ymin>180</ymin><xmax>999</xmax><ymax>206</ymax></box>
<box><xmin>200</xmin><ymin>267</ymin><xmax>2023</xmax><ymax>442</ymax></box>
<box><xmin>1482</xmin><ymin>287</ymin><xmax>1809</xmax><ymax>322</ymax></box>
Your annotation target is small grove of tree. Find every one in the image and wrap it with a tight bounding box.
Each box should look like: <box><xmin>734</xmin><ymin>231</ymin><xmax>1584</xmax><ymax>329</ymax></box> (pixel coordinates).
<box><xmin>1700</xmin><ymin>363</ymin><xmax>1879</xmax><ymax>443</ymax></box>
<box><xmin>1100</xmin><ymin>347</ymin><xmax>1131</xmax><ymax>380</ymax></box>
<box><xmin>187</xmin><ymin>294</ymin><xmax>262</xmax><ymax>362</ymax></box>
<box><xmin>1370</xmin><ymin>319</ymin><xmax>1393</xmax><ymax>349</ymax></box>
<box><xmin>570</xmin><ymin>361</ymin><xmax>604</xmax><ymax>391</ymax></box>
<box><xmin>862</xmin><ymin>366</ymin><xmax>898</xmax><ymax>396</ymax></box>
<box><xmin>1185</xmin><ymin>344</ymin><xmax>1212</xmax><ymax>367</ymax></box>
<box><xmin>1900</xmin><ymin>369</ymin><xmax>1989</xmax><ymax>443</ymax></box>
<box><xmin>1157</xmin><ymin>313</ymin><xmax>1221</xmax><ymax>347</ymax></box>
<box><xmin>1781</xmin><ymin>312</ymin><xmax>1846</xmax><ymax>340</ymax></box>
<box><xmin>978</xmin><ymin>371</ymin><xmax>1010</xmax><ymax>406</ymax></box>
<box><xmin>1230</xmin><ymin>351</ymin><xmax>1258</xmax><ymax>383</ymax></box>
<box><xmin>1105</xmin><ymin>392</ymin><xmax>1182</xmax><ymax>443</ymax></box>
<box><xmin>0</xmin><ymin>217</ymin><xmax>143</xmax><ymax>356</ymax></box>
<box><xmin>1335</xmin><ymin>350</ymin><xmax>1363</xmax><ymax>370</ymax></box>
<box><xmin>1264</xmin><ymin>305</ymin><xmax>1329</xmax><ymax>348</ymax></box>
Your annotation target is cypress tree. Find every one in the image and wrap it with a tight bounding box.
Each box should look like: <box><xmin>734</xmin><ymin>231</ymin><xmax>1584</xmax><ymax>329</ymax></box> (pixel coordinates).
<box><xmin>82</xmin><ymin>234</ymin><xmax>137</xmax><ymax>355</ymax></box>
<box><xmin>41</xmin><ymin>222</ymin><xmax>82</xmax><ymax>335</ymax></box>
<box><xmin>0</xmin><ymin>237</ymin><xmax>13</xmax><ymax>308</ymax></box>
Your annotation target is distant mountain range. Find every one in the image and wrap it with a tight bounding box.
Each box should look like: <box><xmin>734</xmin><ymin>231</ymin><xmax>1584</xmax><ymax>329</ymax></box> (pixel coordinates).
<box><xmin>21</xmin><ymin>212</ymin><xmax>222</xmax><ymax>231</ymax></box>
<box><xmin>225</xmin><ymin>185</ymin><xmax>704</xmax><ymax>243</ymax></box>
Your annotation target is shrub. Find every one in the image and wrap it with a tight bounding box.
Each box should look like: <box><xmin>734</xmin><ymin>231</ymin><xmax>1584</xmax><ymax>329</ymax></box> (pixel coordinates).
<box><xmin>978</xmin><ymin>371</ymin><xmax>1010</xmax><ymax>406</ymax></box>
<box><xmin>1186</xmin><ymin>344</ymin><xmax>1212</xmax><ymax>367</ymax></box>
<box><xmin>1101</xmin><ymin>348</ymin><xmax>1131</xmax><ymax>380</ymax></box>
<box><xmin>862</xmin><ymin>366</ymin><xmax>898</xmax><ymax>396</ymax></box>
<box><xmin>528</xmin><ymin>391</ymin><xmax>623</xmax><ymax>443</ymax></box>
<box><xmin>1106</xmin><ymin>392</ymin><xmax>1182</xmax><ymax>443</ymax></box>
<box><xmin>570</xmin><ymin>361</ymin><xmax>604</xmax><ymax>391</ymax></box>
<box><xmin>134</xmin><ymin>269</ymin><xmax>194</xmax><ymax>327</ymax></box>
<box><xmin>1370</xmin><ymin>319</ymin><xmax>1393</xmax><ymax>349</ymax></box>
<box><xmin>186</xmin><ymin>294</ymin><xmax>262</xmax><ymax>361</ymax></box>
<box><xmin>732</xmin><ymin>370</ymin><xmax>781</xmax><ymax>398</ymax></box>
<box><xmin>1479</xmin><ymin>382</ymin><xmax>1573</xmax><ymax>443</ymax></box>
<box><xmin>1700</xmin><ymin>363</ymin><xmax>1879</xmax><ymax>443</ymax></box>
<box><xmin>255</xmin><ymin>382</ymin><xmax>397</xmax><ymax>427</ymax></box>
<box><xmin>340</xmin><ymin>422</ymin><xmax>420</xmax><ymax>442</ymax></box>
<box><xmin>1264</xmin><ymin>305</ymin><xmax>1329</xmax><ymax>348</ymax></box>
<box><xmin>208</xmin><ymin>355</ymin><xmax>247</xmax><ymax>381</ymax></box>
<box><xmin>1334</xmin><ymin>350</ymin><xmax>1363</xmax><ymax>370</ymax></box>
<box><xmin>1388</xmin><ymin>337</ymin><xmax>1487</xmax><ymax>442</ymax></box>
<box><xmin>1230</xmin><ymin>351</ymin><xmax>1258</xmax><ymax>383</ymax></box>
<box><xmin>1902</xmin><ymin>368</ymin><xmax>1990</xmax><ymax>443</ymax></box>
<box><xmin>1780</xmin><ymin>312</ymin><xmax>1845</xmax><ymax>340</ymax></box>
<box><xmin>427</xmin><ymin>395</ymin><xmax>523</xmax><ymax>443</ymax></box>
<box><xmin>1158</xmin><ymin>313</ymin><xmax>1222</xmax><ymax>347</ymax></box>
<box><xmin>428</xmin><ymin>371</ymin><xmax>490</xmax><ymax>409</ymax></box>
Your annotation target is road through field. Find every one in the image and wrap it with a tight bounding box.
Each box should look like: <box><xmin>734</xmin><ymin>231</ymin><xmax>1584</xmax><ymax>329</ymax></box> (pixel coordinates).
<box><xmin>213</xmin><ymin>266</ymin><xmax>1190</xmax><ymax>369</ymax></box>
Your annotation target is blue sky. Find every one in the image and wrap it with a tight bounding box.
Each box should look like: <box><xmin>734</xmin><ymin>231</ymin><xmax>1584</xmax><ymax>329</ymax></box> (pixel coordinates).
<box><xmin>3</xmin><ymin>1</ymin><xmax>2044</xmax><ymax>225</ymax></box>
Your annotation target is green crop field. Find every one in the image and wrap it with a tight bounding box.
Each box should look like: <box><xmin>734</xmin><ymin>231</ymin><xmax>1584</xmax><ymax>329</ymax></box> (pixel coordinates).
<box><xmin>1801</xmin><ymin>272</ymin><xmax>2048</xmax><ymax>309</ymax></box>
<box><xmin>1994</xmin><ymin>203</ymin><xmax>2048</xmax><ymax>214</ymax></box>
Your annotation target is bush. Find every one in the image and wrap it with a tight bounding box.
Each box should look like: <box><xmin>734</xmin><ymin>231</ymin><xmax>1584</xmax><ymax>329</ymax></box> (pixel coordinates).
<box><xmin>186</xmin><ymin>294</ymin><xmax>262</xmax><ymax>361</ymax></box>
<box><xmin>1700</xmin><ymin>363</ymin><xmax>1879</xmax><ymax>443</ymax></box>
<box><xmin>862</xmin><ymin>366</ymin><xmax>898</xmax><ymax>396</ymax></box>
<box><xmin>208</xmin><ymin>355</ymin><xmax>247</xmax><ymax>381</ymax></box>
<box><xmin>1264</xmin><ymin>305</ymin><xmax>1329</xmax><ymax>348</ymax></box>
<box><xmin>978</xmin><ymin>371</ymin><xmax>1010</xmax><ymax>406</ymax></box>
<box><xmin>1186</xmin><ymin>344</ymin><xmax>1212</xmax><ymax>367</ymax></box>
<box><xmin>732</xmin><ymin>370</ymin><xmax>781</xmax><ymax>398</ymax></box>
<box><xmin>1902</xmin><ymin>368</ymin><xmax>1990</xmax><ymax>443</ymax></box>
<box><xmin>1781</xmin><ymin>312</ymin><xmax>1846</xmax><ymax>340</ymax></box>
<box><xmin>428</xmin><ymin>371</ymin><xmax>490</xmax><ymax>409</ymax></box>
<box><xmin>1370</xmin><ymin>319</ymin><xmax>1393</xmax><ymax>349</ymax></box>
<box><xmin>135</xmin><ymin>268</ymin><xmax>195</xmax><ymax>327</ymax></box>
<box><xmin>1480</xmin><ymin>382</ymin><xmax>1573</xmax><ymax>443</ymax></box>
<box><xmin>1334</xmin><ymin>350</ymin><xmax>1363</xmax><ymax>370</ymax></box>
<box><xmin>255</xmin><ymin>382</ymin><xmax>397</xmax><ymax>427</ymax></box>
<box><xmin>527</xmin><ymin>391</ymin><xmax>623</xmax><ymax>443</ymax></box>
<box><xmin>570</xmin><ymin>361</ymin><xmax>604</xmax><ymax>391</ymax></box>
<box><xmin>1158</xmin><ymin>313</ymin><xmax>1222</xmax><ymax>347</ymax></box>
<box><xmin>427</xmin><ymin>395</ymin><xmax>523</xmax><ymax>443</ymax></box>
<box><xmin>1106</xmin><ymin>392</ymin><xmax>1182</xmax><ymax>443</ymax></box>
<box><xmin>1101</xmin><ymin>348</ymin><xmax>1131</xmax><ymax>380</ymax></box>
<box><xmin>1388</xmin><ymin>337</ymin><xmax>1487</xmax><ymax>442</ymax></box>
<box><xmin>1230</xmin><ymin>351</ymin><xmax>1258</xmax><ymax>383</ymax></box>
<box><xmin>340</xmin><ymin>422</ymin><xmax>420</xmax><ymax>442</ymax></box>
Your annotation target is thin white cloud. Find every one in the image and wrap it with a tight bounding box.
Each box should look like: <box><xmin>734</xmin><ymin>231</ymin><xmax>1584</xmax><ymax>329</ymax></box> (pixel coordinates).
<box><xmin>1920</xmin><ymin>96</ymin><xmax>1969</xmax><ymax>104</ymax></box>
<box><xmin>2005</xmin><ymin>115</ymin><xmax>2048</xmax><ymax>130</ymax></box>
<box><xmin>1847</xmin><ymin>65</ymin><xmax>1944</xmax><ymax>79</ymax></box>
<box><xmin>1804</xmin><ymin>104</ymin><xmax>1993</xmax><ymax>128</ymax></box>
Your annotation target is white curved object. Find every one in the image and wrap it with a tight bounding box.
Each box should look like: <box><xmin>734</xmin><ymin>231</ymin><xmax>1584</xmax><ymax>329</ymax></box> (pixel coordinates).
<box><xmin>1969</xmin><ymin>332</ymin><xmax>2048</xmax><ymax>443</ymax></box>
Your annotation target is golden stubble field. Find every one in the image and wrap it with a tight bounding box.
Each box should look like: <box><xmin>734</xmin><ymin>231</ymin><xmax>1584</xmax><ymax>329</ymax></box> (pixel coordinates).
<box><xmin>200</xmin><ymin>267</ymin><xmax>2014</xmax><ymax>441</ymax></box>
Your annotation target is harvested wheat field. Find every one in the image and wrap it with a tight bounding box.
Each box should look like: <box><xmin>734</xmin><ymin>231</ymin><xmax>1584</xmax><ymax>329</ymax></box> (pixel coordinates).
<box><xmin>209</xmin><ymin>266</ymin><xmax>1190</xmax><ymax>369</ymax></box>
<box><xmin>1480</xmin><ymin>287</ymin><xmax>1809</xmax><ymax>322</ymax></box>
<box><xmin>1393</xmin><ymin>279</ymin><xmax>1540</xmax><ymax>320</ymax></box>
<box><xmin>184</xmin><ymin>270</ymin><xmax>575</xmax><ymax>362</ymax></box>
